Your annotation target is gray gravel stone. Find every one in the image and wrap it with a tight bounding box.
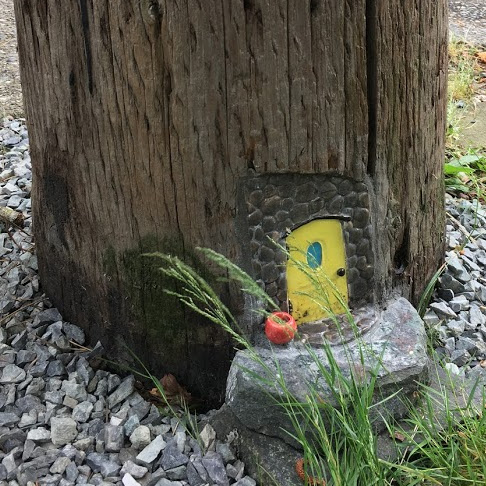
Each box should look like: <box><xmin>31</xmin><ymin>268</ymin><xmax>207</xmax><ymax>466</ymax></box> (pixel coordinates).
<box><xmin>45</xmin><ymin>390</ymin><xmax>64</xmax><ymax>404</ymax></box>
<box><xmin>470</xmin><ymin>306</ymin><xmax>486</xmax><ymax>326</ymax></box>
<box><xmin>451</xmin><ymin>349</ymin><xmax>471</xmax><ymax>367</ymax></box>
<box><xmin>63</xmin><ymin>323</ymin><xmax>85</xmax><ymax>345</ymax></box>
<box><xmin>120</xmin><ymin>461</ymin><xmax>148</xmax><ymax>479</ymax></box>
<box><xmin>141</xmin><ymin>404</ymin><xmax>162</xmax><ymax>426</ymax></box>
<box><xmin>476</xmin><ymin>285</ymin><xmax>486</xmax><ymax>302</ymax></box>
<box><xmin>444</xmin><ymin>337</ymin><xmax>456</xmax><ymax>354</ymax></box>
<box><xmin>160</xmin><ymin>441</ymin><xmax>189</xmax><ymax>471</ymax></box>
<box><xmin>72</xmin><ymin>401</ymin><xmax>93</xmax><ymax>423</ymax></box>
<box><xmin>0</xmin><ymin>364</ymin><xmax>26</xmax><ymax>384</ymax></box>
<box><xmin>19</xmin><ymin>411</ymin><xmax>37</xmax><ymax>428</ymax></box>
<box><xmin>104</xmin><ymin>425</ymin><xmax>125</xmax><ymax>452</ymax></box>
<box><xmin>430</xmin><ymin>302</ymin><xmax>457</xmax><ymax>319</ymax></box>
<box><xmin>215</xmin><ymin>443</ymin><xmax>235</xmax><ymax>464</ymax></box>
<box><xmin>440</xmin><ymin>273</ymin><xmax>466</xmax><ymax>294</ymax></box>
<box><xmin>75</xmin><ymin>357</ymin><xmax>93</xmax><ymax>386</ymax></box>
<box><xmin>29</xmin><ymin>360</ymin><xmax>49</xmax><ymax>377</ymax></box>
<box><xmin>107</xmin><ymin>374</ymin><xmax>121</xmax><ymax>393</ymax></box>
<box><xmin>165</xmin><ymin>466</ymin><xmax>186</xmax><ymax>481</ymax></box>
<box><xmin>47</xmin><ymin>360</ymin><xmax>66</xmax><ymax>377</ymax></box>
<box><xmin>50</xmin><ymin>457</ymin><xmax>72</xmax><ymax>475</ymax></box>
<box><xmin>128</xmin><ymin>401</ymin><xmax>150</xmax><ymax>421</ymax></box>
<box><xmin>73</xmin><ymin>437</ymin><xmax>93</xmax><ymax>451</ymax></box>
<box><xmin>1</xmin><ymin>448</ymin><xmax>19</xmax><ymax>480</ymax></box>
<box><xmin>447</xmin><ymin>319</ymin><xmax>466</xmax><ymax>337</ymax></box>
<box><xmin>65</xmin><ymin>461</ymin><xmax>79</xmax><ymax>482</ymax></box>
<box><xmin>456</xmin><ymin>337</ymin><xmax>477</xmax><ymax>353</ymax></box>
<box><xmin>199</xmin><ymin>424</ymin><xmax>216</xmax><ymax>453</ymax></box>
<box><xmin>130</xmin><ymin>426</ymin><xmax>151</xmax><ymax>450</ymax></box>
<box><xmin>153</xmin><ymin>480</ymin><xmax>183</xmax><ymax>486</ymax></box>
<box><xmin>186</xmin><ymin>460</ymin><xmax>207</xmax><ymax>486</ymax></box>
<box><xmin>449</xmin><ymin>295</ymin><xmax>470</xmax><ymax>312</ymax></box>
<box><xmin>86</xmin><ymin>453</ymin><xmax>121</xmax><ymax>478</ymax></box>
<box><xmin>63</xmin><ymin>395</ymin><xmax>78</xmax><ymax>408</ymax></box>
<box><xmin>136</xmin><ymin>436</ymin><xmax>166</xmax><ymax>466</ymax></box>
<box><xmin>144</xmin><ymin>468</ymin><xmax>167</xmax><ymax>486</ymax></box>
<box><xmin>234</xmin><ymin>477</ymin><xmax>256</xmax><ymax>486</ymax></box>
<box><xmin>122</xmin><ymin>473</ymin><xmax>141</xmax><ymax>486</ymax></box>
<box><xmin>448</xmin><ymin>258</ymin><xmax>471</xmax><ymax>281</ymax></box>
<box><xmin>26</xmin><ymin>427</ymin><xmax>51</xmax><ymax>442</ymax></box>
<box><xmin>423</xmin><ymin>310</ymin><xmax>441</xmax><ymax>327</ymax></box>
<box><xmin>202</xmin><ymin>452</ymin><xmax>228</xmax><ymax>486</ymax></box>
<box><xmin>124</xmin><ymin>415</ymin><xmax>140</xmax><ymax>437</ymax></box>
<box><xmin>10</xmin><ymin>331</ymin><xmax>27</xmax><ymax>350</ymax></box>
<box><xmin>0</xmin><ymin>412</ymin><xmax>19</xmax><ymax>427</ymax></box>
<box><xmin>16</xmin><ymin>349</ymin><xmax>36</xmax><ymax>366</ymax></box>
<box><xmin>107</xmin><ymin>376</ymin><xmax>135</xmax><ymax>409</ymax></box>
<box><xmin>50</xmin><ymin>417</ymin><xmax>77</xmax><ymax>446</ymax></box>
<box><xmin>61</xmin><ymin>381</ymin><xmax>88</xmax><ymax>402</ymax></box>
<box><xmin>462</xmin><ymin>255</ymin><xmax>481</xmax><ymax>272</ymax></box>
<box><xmin>225</xmin><ymin>463</ymin><xmax>241</xmax><ymax>480</ymax></box>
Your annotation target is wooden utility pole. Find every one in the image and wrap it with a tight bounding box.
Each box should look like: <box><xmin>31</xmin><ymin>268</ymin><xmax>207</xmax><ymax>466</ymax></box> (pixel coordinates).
<box><xmin>14</xmin><ymin>0</ymin><xmax>447</xmax><ymax>403</ymax></box>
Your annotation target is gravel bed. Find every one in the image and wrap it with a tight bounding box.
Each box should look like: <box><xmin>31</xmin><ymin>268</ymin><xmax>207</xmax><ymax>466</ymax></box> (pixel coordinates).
<box><xmin>4</xmin><ymin>116</ymin><xmax>486</xmax><ymax>486</ymax></box>
<box><xmin>425</xmin><ymin>195</ymin><xmax>486</xmax><ymax>380</ymax></box>
<box><xmin>0</xmin><ymin>118</ymin><xmax>255</xmax><ymax>486</ymax></box>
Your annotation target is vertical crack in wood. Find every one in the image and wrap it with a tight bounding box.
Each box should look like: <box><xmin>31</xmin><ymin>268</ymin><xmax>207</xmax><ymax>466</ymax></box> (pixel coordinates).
<box><xmin>287</xmin><ymin>0</ymin><xmax>291</xmax><ymax>169</ymax></box>
<box><xmin>394</xmin><ymin>224</ymin><xmax>410</xmax><ymax>277</ymax></box>
<box><xmin>365</xmin><ymin>0</ymin><xmax>377</xmax><ymax>177</ymax></box>
<box><xmin>78</xmin><ymin>0</ymin><xmax>93</xmax><ymax>94</ymax></box>
<box><xmin>221</xmin><ymin>0</ymin><xmax>230</xmax><ymax>176</ymax></box>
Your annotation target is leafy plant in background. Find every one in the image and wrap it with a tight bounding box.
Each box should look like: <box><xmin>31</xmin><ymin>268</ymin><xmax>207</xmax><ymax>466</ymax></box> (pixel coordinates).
<box><xmin>444</xmin><ymin>153</ymin><xmax>486</xmax><ymax>196</ymax></box>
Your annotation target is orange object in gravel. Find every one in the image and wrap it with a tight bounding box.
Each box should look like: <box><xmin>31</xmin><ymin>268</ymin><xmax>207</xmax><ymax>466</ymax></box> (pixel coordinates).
<box><xmin>295</xmin><ymin>458</ymin><xmax>326</xmax><ymax>486</ymax></box>
<box><xmin>477</xmin><ymin>52</ymin><xmax>486</xmax><ymax>64</ymax></box>
<box><xmin>264</xmin><ymin>312</ymin><xmax>297</xmax><ymax>344</ymax></box>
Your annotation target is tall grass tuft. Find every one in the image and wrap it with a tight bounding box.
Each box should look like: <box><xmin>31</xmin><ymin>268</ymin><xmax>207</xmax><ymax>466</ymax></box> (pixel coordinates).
<box><xmin>145</xmin><ymin>249</ymin><xmax>486</xmax><ymax>485</ymax></box>
<box><xmin>146</xmin><ymin>249</ymin><xmax>400</xmax><ymax>485</ymax></box>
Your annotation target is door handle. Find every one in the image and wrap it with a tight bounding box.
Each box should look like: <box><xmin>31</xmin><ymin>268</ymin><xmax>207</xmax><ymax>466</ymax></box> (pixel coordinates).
<box><xmin>337</xmin><ymin>268</ymin><xmax>346</xmax><ymax>277</ymax></box>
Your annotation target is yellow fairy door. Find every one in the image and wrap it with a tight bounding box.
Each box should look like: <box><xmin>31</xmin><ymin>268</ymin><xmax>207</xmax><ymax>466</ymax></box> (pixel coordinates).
<box><xmin>286</xmin><ymin>219</ymin><xmax>348</xmax><ymax>324</ymax></box>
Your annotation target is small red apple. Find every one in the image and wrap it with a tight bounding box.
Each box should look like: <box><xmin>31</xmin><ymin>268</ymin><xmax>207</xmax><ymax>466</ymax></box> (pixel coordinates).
<box><xmin>265</xmin><ymin>311</ymin><xmax>297</xmax><ymax>345</ymax></box>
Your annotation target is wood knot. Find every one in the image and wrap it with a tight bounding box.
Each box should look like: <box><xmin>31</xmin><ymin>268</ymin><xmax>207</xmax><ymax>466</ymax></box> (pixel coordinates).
<box><xmin>142</xmin><ymin>0</ymin><xmax>161</xmax><ymax>24</ymax></box>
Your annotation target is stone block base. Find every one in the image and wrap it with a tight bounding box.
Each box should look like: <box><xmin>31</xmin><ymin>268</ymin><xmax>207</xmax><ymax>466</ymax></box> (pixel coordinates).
<box><xmin>226</xmin><ymin>297</ymin><xmax>429</xmax><ymax>444</ymax></box>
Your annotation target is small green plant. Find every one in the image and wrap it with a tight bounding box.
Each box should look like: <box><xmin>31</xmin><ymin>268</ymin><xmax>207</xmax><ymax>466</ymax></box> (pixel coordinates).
<box><xmin>445</xmin><ymin>37</ymin><xmax>483</xmax><ymax>157</ymax></box>
<box><xmin>448</xmin><ymin>38</ymin><xmax>479</xmax><ymax>105</ymax></box>
<box><xmin>390</xmin><ymin>363</ymin><xmax>486</xmax><ymax>485</ymax></box>
<box><xmin>447</xmin><ymin>103</ymin><xmax>465</xmax><ymax>149</ymax></box>
<box><xmin>417</xmin><ymin>262</ymin><xmax>448</xmax><ymax>319</ymax></box>
<box><xmin>444</xmin><ymin>152</ymin><xmax>486</xmax><ymax>197</ymax></box>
